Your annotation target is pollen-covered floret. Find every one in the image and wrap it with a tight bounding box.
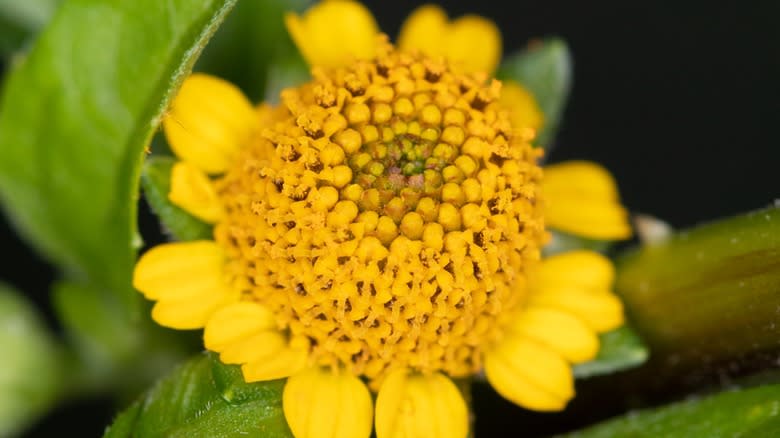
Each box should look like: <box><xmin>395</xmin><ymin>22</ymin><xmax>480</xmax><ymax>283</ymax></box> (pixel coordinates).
<box><xmin>214</xmin><ymin>39</ymin><xmax>545</xmax><ymax>387</ymax></box>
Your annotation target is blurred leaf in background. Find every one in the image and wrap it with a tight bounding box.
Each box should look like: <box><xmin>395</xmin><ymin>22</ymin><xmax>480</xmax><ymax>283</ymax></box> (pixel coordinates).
<box><xmin>0</xmin><ymin>283</ymin><xmax>63</xmax><ymax>437</ymax></box>
<box><xmin>0</xmin><ymin>0</ymin><xmax>59</xmax><ymax>55</ymax></box>
<box><xmin>52</xmin><ymin>281</ymin><xmax>199</xmax><ymax>399</ymax></box>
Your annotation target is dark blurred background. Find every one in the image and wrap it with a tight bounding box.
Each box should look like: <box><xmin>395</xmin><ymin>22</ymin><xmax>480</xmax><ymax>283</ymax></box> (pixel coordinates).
<box><xmin>2</xmin><ymin>0</ymin><xmax>779</xmax><ymax>436</ymax></box>
<box><xmin>369</xmin><ymin>0</ymin><xmax>780</xmax><ymax>227</ymax></box>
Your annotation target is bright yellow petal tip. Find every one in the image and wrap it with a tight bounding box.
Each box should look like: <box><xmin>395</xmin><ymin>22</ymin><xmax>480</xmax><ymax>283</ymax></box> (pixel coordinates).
<box><xmin>283</xmin><ymin>367</ymin><xmax>373</xmax><ymax>438</ymax></box>
<box><xmin>396</xmin><ymin>5</ymin><xmax>448</xmax><ymax>59</ymax></box>
<box><xmin>240</xmin><ymin>337</ymin><xmax>310</xmax><ymax>382</ymax></box>
<box><xmin>203</xmin><ymin>301</ymin><xmax>277</xmax><ymax>352</ymax></box>
<box><xmin>375</xmin><ymin>370</ymin><xmax>468</xmax><ymax>438</ymax></box>
<box><xmin>398</xmin><ymin>4</ymin><xmax>502</xmax><ymax>74</ymax></box>
<box><xmin>285</xmin><ymin>0</ymin><xmax>379</xmax><ymax>69</ymax></box>
<box><xmin>484</xmin><ymin>336</ymin><xmax>574</xmax><ymax>412</ymax></box>
<box><xmin>163</xmin><ymin>73</ymin><xmax>256</xmax><ymax>174</ymax></box>
<box><xmin>531</xmin><ymin>250</ymin><xmax>625</xmax><ymax>333</ymax></box>
<box><xmin>507</xmin><ymin>307</ymin><xmax>599</xmax><ymax>364</ymax></box>
<box><xmin>538</xmin><ymin>250</ymin><xmax>615</xmax><ymax>291</ymax></box>
<box><xmin>168</xmin><ymin>161</ymin><xmax>224</xmax><ymax>223</ymax></box>
<box><xmin>132</xmin><ymin>241</ymin><xmax>239</xmax><ymax>329</ymax></box>
<box><xmin>531</xmin><ymin>289</ymin><xmax>624</xmax><ymax>333</ymax></box>
<box><xmin>133</xmin><ymin>241</ymin><xmax>223</xmax><ymax>301</ymax></box>
<box><xmin>500</xmin><ymin>80</ymin><xmax>545</xmax><ymax>135</ymax></box>
<box><xmin>543</xmin><ymin>160</ymin><xmax>632</xmax><ymax>240</ymax></box>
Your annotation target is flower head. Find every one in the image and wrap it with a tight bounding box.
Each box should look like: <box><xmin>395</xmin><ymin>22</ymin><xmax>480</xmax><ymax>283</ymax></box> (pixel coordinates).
<box><xmin>133</xmin><ymin>2</ymin><xmax>631</xmax><ymax>437</ymax></box>
<box><xmin>213</xmin><ymin>39</ymin><xmax>546</xmax><ymax>389</ymax></box>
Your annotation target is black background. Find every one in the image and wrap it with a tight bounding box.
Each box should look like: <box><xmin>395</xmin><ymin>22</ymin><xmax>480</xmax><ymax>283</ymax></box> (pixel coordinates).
<box><xmin>3</xmin><ymin>0</ymin><xmax>779</xmax><ymax>436</ymax></box>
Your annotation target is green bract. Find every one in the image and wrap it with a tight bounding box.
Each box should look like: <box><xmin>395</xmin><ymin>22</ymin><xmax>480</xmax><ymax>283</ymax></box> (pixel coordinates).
<box><xmin>497</xmin><ymin>38</ymin><xmax>572</xmax><ymax>149</ymax></box>
<box><xmin>141</xmin><ymin>156</ymin><xmax>213</xmax><ymax>242</ymax></box>
<box><xmin>573</xmin><ymin>325</ymin><xmax>648</xmax><ymax>379</ymax></box>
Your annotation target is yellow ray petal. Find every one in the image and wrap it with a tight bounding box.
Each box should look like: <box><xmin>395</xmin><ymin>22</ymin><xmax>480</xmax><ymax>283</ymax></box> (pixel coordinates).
<box><xmin>443</xmin><ymin>15</ymin><xmax>502</xmax><ymax>75</ymax></box>
<box><xmin>241</xmin><ymin>337</ymin><xmax>310</xmax><ymax>382</ymax></box>
<box><xmin>537</xmin><ymin>250</ymin><xmax>615</xmax><ymax>291</ymax></box>
<box><xmin>133</xmin><ymin>241</ymin><xmax>224</xmax><ymax>301</ymax></box>
<box><xmin>529</xmin><ymin>288</ymin><xmax>624</xmax><ymax>333</ymax></box>
<box><xmin>285</xmin><ymin>0</ymin><xmax>379</xmax><ymax>69</ymax></box>
<box><xmin>530</xmin><ymin>250</ymin><xmax>625</xmax><ymax>333</ymax></box>
<box><xmin>545</xmin><ymin>198</ymin><xmax>632</xmax><ymax>240</ymax></box>
<box><xmin>507</xmin><ymin>307</ymin><xmax>599</xmax><ymax>364</ymax></box>
<box><xmin>398</xmin><ymin>4</ymin><xmax>501</xmax><ymax>74</ymax></box>
<box><xmin>150</xmin><ymin>287</ymin><xmax>238</xmax><ymax>330</ymax></box>
<box><xmin>500</xmin><ymin>80</ymin><xmax>544</xmax><ymax>134</ymax></box>
<box><xmin>204</xmin><ymin>301</ymin><xmax>277</xmax><ymax>352</ymax></box>
<box><xmin>484</xmin><ymin>336</ymin><xmax>574</xmax><ymax>412</ymax></box>
<box><xmin>396</xmin><ymin>5</ymin><xmax>448</xmax><ymax>58</ymax></box>
<box><xmin>168</xmin><ymin>161</ymin><xmax>224</xmax><ymax>223</ymax></box>
<box><xmin>283</xmin><ymin>367</ymin><xmax>373</xmax><ymax>438</ymax></box>
<box><xmin>219</xmin><ymin>330</ymin><xmax>288</xmax><ymax>364</ymax></box>
<box><xmin>544</xmin><ymin>161</ymin><xmax>619</xmax><ymax>198</ymax></box>
<box><xmin>163</xmin><ymin>73</ymin><xmax>256</xmax><ymax>174</ymax></box>
<box><xmin>543</xmin><ymin>161</ymin><xmax>632</xmax><ymax>240</ymax></box>
<box><xmin>375</xmin><ymin>370</ymin><xmax>468</xmax><ymax>438</ymax></box>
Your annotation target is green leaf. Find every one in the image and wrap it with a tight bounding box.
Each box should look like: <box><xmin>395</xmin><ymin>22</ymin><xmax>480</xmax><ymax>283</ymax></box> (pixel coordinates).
<box><xmin>105</xmin><ymin>353</ymin><xmax>292</xmax><ymax>438</ymax></box>
<box><xmin>53</xmin><ymin>282</ymin><xmax>136</xmax><ymax>371</ymax></box>
<box><xmin>615</xmin><ymin>206</ymin><xmax>780</xmax><ymax>378</ymax></box>
<box><xmin>560</xmin><ymin>383</ymin><xmax>780</xmax><ymax>437</ymax></box>
<box><xmin>0</xmin><ymin>0</ymin><xmax>238</xmax><ymax>314</ymax></box>
<box><xmin>0</xmin><ymin>283</ymin><xmax>64</xmax><ymax>437</ymax></box>
<box><xmin>497</xmin><ymin>38</ymin><xmax>572</xmax><ymax>148</ymax></box>
<box><xmin>195</xmin><ymin>0</ymin><xmax>311</xmax><ymax>103</ymax></box>
<box><xmin>103</xmin><ymin>400</ymin><xmax>142</xmax><ymax>438</ymax></box>
<box><xmin>574</xmin><ymin>325</ymin><xmax>649</xmax><ymax>378</ymax></box>
<box><xmin>141</xmin><ymin>156</ymin><xmax>213</xmax><ymax>242</ymax></box>
<box><xmin>0</xmin><ymin>0</ymin><xmax>59</xmax><ymax>55</ymax></box>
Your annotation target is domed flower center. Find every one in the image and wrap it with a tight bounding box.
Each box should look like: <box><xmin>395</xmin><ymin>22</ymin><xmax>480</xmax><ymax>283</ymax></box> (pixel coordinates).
<box><xmin>214</xmin><ymin>40</ymin><xmax>545</xmax><ymax>387</ymax></box>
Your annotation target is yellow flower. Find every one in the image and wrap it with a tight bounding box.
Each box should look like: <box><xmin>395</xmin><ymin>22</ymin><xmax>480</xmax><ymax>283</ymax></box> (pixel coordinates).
<box><xmin>134</xmin><ymin>3</ymin><xmax>632</xmax><ymax>437</ymax></box>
